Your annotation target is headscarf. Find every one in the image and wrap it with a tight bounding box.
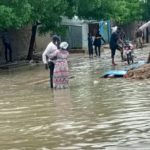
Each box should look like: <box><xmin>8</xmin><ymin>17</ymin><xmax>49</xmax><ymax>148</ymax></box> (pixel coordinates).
<box><xmin>60</xmin><ymin>42</ymin><xmax>69</xmax><ymax>50</ymax></box>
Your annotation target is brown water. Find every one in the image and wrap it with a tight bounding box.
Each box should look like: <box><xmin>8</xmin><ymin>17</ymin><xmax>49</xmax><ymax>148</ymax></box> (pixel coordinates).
<box><xmin>0</xmin><ymin>48</ymin><xmax>150</xmax><ymax>150</ymax></box>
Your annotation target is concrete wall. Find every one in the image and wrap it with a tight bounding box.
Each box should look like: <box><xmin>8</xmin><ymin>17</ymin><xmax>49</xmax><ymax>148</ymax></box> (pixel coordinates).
<box><xmin>62</xmin><ymin>17</ymin><xmax>93</xmax><ymax>50</ymax></box>
<box><xmin>0</xmin><ymin>25</ymin><xmax>32</xmax><ymax>63</ymax></box>
<box><xmin>121</xmin><ymin>22</ymin><xmax>150</xmax><ymax>42</ymax></box>
<box><xmin>122</xmin><ymin>23</ymin><xmax>137</xmax><ymax>40</ymax></box>
<box><xmin>35</xmin><ymin>31</ymin><xmax>51</xmax><ymax>53</ymax></box>
<box><xmin>82</xmin><ymin>23</ymin><xmax>89</xmax><ymax>50</ymax></box>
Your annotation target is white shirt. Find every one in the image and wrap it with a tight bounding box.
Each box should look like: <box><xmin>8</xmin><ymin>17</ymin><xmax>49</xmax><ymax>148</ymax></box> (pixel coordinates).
<box><xmin>42</xmin><ymin>42</ymin><xmax>58</xmax><ymax>64</ymax></box>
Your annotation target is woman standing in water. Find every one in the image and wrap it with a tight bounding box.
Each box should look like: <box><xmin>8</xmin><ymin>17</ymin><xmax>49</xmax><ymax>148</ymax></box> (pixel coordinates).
<box><xmin>49</xmin><ymin>42</ymin><xmax>69</xmax><ymax>89</ymax></box>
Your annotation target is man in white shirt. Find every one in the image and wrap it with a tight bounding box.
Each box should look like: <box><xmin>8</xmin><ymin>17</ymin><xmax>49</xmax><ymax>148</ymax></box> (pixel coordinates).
<box><xmin>42</xmin><ymin>35</ymin><xmax>60</xmax><ymax>88</ymax></box>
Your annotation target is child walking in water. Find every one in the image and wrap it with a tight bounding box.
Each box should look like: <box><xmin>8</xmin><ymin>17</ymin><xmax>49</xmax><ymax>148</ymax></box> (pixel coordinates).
<box><xmin>49</xmin><ymin>42</ymin><xmax>69</xmax><ymax>89</ymax></box>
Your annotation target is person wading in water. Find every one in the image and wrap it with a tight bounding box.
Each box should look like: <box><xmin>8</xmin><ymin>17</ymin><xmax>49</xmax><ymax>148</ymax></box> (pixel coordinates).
<box><xmin>42</xmin><ymin>35</ymin><xmax>60</xmax><ymax>88</ymax></box>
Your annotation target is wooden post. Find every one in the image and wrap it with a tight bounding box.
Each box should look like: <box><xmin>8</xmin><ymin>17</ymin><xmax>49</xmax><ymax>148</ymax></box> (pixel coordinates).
<box><xmin>146</xmin><ymin>27</ymin><xmax>149</xmax><ymax>43</ymax></box>
<box><xmin>147</xmin><ymin>53</ymin><xmax>150</xmax><ymax>63</ymax></box>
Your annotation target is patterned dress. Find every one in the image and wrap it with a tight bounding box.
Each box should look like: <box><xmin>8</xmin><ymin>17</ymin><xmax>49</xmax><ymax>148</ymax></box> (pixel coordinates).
<box><xmin>50</xmin><ymin>50</ymin><xmax>69</xmax><ymax>89</ymax></box>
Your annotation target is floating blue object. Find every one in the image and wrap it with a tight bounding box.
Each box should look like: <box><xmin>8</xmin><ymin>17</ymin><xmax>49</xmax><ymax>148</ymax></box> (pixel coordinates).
<box><xmin>102</xmin><ymin>61</ymin><xmax>146</xmax><ymax>78</ymax></box>
<box><xmin>103</xmin><ymin>70</ymin><xmax>127</xmax><ymax>78</ymax></box>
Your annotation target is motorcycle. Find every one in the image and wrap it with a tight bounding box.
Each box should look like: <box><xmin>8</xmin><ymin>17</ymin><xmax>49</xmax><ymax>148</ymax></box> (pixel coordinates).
<box><xmin>123</xmin><ymin>41</ymin><xmax>134</xmax><ymax>65</ymax></box>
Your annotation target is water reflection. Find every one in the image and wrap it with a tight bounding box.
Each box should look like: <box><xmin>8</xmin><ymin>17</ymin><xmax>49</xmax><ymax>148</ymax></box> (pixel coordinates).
<box><xmin>52</xmin><ymin>89</ymin><xmax>73</xmax><ymax>118</ymax></box>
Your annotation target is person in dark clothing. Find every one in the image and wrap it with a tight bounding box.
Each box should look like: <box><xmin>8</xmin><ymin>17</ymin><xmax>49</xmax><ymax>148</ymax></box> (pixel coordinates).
<box><xmin>88</xmin><ymin>33</ymin><xmax>93</xmax><ymax>58</ymax></box>
<box><xmin>1</xmin><ymin>30</ymin><xmax>13</xmax><ymax>63</ymax></box>
<box><xmin>93</xmin><ymin>32</ymin><xmax>105</xmax><ymax>57</ymax></box>
<box><xmin>109</xmin><ymin>27</ymin><xmax>123</xmax><ymax>65</ymax></box>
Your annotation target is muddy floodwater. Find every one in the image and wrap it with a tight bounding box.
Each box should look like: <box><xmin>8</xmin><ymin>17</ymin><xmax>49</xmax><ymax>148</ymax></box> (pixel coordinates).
<box><xmin>0</xmin><ymin>47</ymin><xmax>150</xmax><ymax>150</ymax></box>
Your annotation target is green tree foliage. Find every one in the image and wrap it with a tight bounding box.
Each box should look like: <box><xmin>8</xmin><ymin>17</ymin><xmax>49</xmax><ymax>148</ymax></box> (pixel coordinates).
<box><xmin>111</xmin><ymin>0</ymin><xmax>142</xmax><ymax>24</ymax></box>
<box><xmin>0</xmin><ymin>0</ymin><xmax>74</xmax><ymax>60</ymax></box>
<box><xmin>28</xmin><ymin>0</ymin><xmax>69</xmax><ymax>34</ymax></box>
<box><xmin>0</xmin><ymin>0</ymin><xmax>144</xmax><ymax>31</ymax></box>
<box><xmin>0</xmin><ymin>0</ymin><xmax>74</xmax><ymax>33</ymax></box>
<box><xmin>0</xmin><ymin>0</ymin><xmax>31</xmax><ymax>29</ymax></box>
<box><xmin>76</xmin><ymin>0</ymin><xmax>142</xmax><ymax>25</ymax></box>
<box><xmin>0</xmin><ymin>0</ymin><xmax>147</xmax><ymax>60</ymax></box>
<box><xmin>27</xmin><ymin>0</ymin><xmax>77</xmax><ymax>59</ymax></box>
<box><xmin>141</xmin><ymin>0</ymin><xmax>150</xmax><ymax>21</ymax></box>
<box><xmin>76</xmin><ymin>0</ymin><xmax>113</xmax><ymax>20</ymax></box>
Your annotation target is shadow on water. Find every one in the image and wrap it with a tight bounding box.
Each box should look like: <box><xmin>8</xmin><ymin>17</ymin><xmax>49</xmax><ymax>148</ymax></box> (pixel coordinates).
<box><xmin>0</xmin><ymin>48</ymin><xmax>150</xmax><ymax>149</ymax></box>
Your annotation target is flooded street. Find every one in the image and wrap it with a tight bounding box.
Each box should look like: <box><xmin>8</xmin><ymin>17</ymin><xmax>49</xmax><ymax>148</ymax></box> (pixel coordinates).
<box><xmin>0</xmin><ymin>47</ymin><xmax>150</xmax><ymax>150</ymax></box>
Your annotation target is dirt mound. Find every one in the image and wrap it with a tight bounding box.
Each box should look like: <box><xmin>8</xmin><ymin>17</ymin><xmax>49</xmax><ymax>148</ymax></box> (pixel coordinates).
<box><xmin>127</xmin><ymin>63</ymin><xmax>150</xmax><ymax>79</ymax></box>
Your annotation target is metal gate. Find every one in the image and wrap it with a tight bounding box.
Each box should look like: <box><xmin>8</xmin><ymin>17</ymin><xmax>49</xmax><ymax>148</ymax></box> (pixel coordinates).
<box><xmin>65</xmin><ymin>25</ymin><xmax>82</xmax><ymax>49</ymax></box>
<box><xmin>99</xmin><ymin>20</ymin><xmax>111</xmax><ymax>43</ymax></box>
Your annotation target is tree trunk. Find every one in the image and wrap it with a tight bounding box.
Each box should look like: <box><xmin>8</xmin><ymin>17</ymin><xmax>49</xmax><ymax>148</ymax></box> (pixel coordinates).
<box><xmin>27</xmin><ymin>24</ymin><xmax>37</xmax><ymax>60</ymax></box>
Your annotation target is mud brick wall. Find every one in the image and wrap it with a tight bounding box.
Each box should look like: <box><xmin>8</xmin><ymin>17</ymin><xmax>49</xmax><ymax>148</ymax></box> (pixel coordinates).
<box><xmin>0</xmin><ymin>25</ymin><xmax>32</xmax><ymax>64</ymax></box>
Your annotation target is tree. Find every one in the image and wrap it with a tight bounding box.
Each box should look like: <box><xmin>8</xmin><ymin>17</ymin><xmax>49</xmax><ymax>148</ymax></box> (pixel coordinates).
<box><xmin>0</xmin><ymin>0</ymin><xmax>31</xmax><ymax>29</ymax></box>
<box><xmin>76</xmin><ymin>0</ymin><xmax>142</xmax><ymax>25</ymax></box>
<box><xmin>26</xmin><ymin>0</ymin><xmax>74</xmax><ymax>60</ymax></box>
<box><xmin>142</xmin><ymin>0</ymin><xmax>150</xmax><ymax>53</ymax></box>
<box><xmin>141</xmin><ymin>0</ymin><xmax>150</xmax><ymax>21</ymax></box>
<box><xmin>0</xmin><ymin>0</ymin><xmax>74</xmax><ymax>60</ymax></box>
<box><xmin>111</xmin><ymin>0</ymin><xmax>142</xmax><ymax>24</ymax></box>
<box><xmin>0</xmin><ymin>0</ymin><xmax>145</xmax><ymax>60</ymax></box>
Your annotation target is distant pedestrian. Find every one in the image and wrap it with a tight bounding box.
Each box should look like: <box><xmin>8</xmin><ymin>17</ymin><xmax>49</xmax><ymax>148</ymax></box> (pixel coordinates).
<box><xmin>42</xmin><ymin>35</ymin><xmax>60</xmax><ymax>88</ymax></box>
<box><xmin>88</xmin><ymin>33</ymin><xmax>93</xmax><ymax>58</ymax></box>
<box><xmin>93</xmin><ymin>32</ymin><xmax>105</xmax><ymax>57</ymax></box>
<box><xmin>135</xmin><ymin>29</ymin><xmax>143</xmax><ymax>48</ymax></box>
<box><xmin>1</xmin><ymin>30</ymin><xmax>13</xmax><ymax>63</ymax></box>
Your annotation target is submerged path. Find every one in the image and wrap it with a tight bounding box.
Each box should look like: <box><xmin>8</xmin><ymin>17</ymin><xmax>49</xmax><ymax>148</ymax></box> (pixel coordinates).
<box><xmin>0</xmin><ymin>45</ymin><xmax>150</xmax><ymax>150</ymax></box>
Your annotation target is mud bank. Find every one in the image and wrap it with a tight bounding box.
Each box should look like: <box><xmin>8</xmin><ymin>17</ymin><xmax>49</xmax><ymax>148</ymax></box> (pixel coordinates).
<box><xmin>127</xmin><ymin>63</ymin><xmax>150</xmax><ymax>79</ymax></box>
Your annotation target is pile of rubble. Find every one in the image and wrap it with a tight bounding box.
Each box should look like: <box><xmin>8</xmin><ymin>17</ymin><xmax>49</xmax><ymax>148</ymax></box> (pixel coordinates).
<box><xmin>127</xmin><ymin>53</ymin><xmax>150</xmax><ymax>79</ymax></box>
<box><xmin>127</xmin><ymin>63</ymin><xmax>150</xmax><ymax>79</ymax></box>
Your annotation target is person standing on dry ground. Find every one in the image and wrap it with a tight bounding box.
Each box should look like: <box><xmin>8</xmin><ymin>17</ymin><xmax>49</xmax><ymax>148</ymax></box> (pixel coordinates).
<box><xmin>1</xmin><ymin>30</ymin><xmax>13</xmax><ymax>63</ymax></box>
<box><xmin>93</xmin><ymin>32</ymin><xmax>105</xmax><ymax>57</ymax></box>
